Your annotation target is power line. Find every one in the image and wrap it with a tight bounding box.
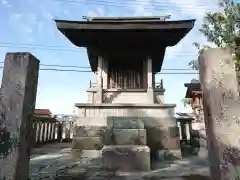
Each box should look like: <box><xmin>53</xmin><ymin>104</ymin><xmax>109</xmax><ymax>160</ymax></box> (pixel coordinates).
<box><xmin>0</xmin><ymin>62</ymin><xmax>197</xmax><ymax>71</ymax></box>
<box><xmin>0</xmin><ymin>44</ymin><xmax>198</xmax><ymax>56</ymax></box>
<box><xmin>0</xmin><ymin>66</ymin><xmax>198</xmax><ymax>74</ymax></box>
<box><xmin>0</xmin><ymin>42</ymin><xmax>198</xmax><ymax>54</ymax></box>
<box><xmin>53</xmin><ymin>0</ymin><xmax>220</xmax><ymax>12</ymax></box>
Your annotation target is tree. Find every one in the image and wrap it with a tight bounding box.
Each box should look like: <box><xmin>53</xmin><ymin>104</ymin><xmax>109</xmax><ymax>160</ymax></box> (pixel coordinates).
<box><xmin>189</xmin><ymin>0</ymin><xmax>240</xmax><ymax>70</ymax></box>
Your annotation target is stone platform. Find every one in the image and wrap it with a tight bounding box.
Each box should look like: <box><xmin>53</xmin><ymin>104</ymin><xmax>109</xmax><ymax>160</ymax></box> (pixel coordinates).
<box><xmin>73</xmin><ymin>116</ymin><xmax>181</xmax><ymax>156</ymax></box>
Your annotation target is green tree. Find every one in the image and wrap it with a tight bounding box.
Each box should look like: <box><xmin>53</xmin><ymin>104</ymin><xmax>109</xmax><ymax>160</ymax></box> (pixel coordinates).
<box><xmin>189</xmin><ymin>0</ymin><xmax>240</xmax><ymax>70</ymax></box>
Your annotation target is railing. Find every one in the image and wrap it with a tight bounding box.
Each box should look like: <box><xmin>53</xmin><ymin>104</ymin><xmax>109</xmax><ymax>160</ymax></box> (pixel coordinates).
<box><xmin>31</xmin><ymin>116</ymin><xmax>74</xmax><ymax>146</ymax></box>
<box><xmin>90</xmin><ymin>79</ymin><xmax>164</xmax><ymax>90</ymax></box>
<box><xmin>89</xmin><ymin>80</ymin><xmax>97</xmax><ymax>88</ymax></box>
<box><xmin>155</xmin><ymin>79</ymin><xmax>164</xmax><ymax>90</ymax></box>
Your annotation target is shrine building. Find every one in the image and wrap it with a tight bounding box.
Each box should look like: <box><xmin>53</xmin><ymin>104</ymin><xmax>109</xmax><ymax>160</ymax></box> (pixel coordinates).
<box><xmin>56</xmin><ymin>16</ymin><xmax>195</xmax><ymax>171</ymax></box>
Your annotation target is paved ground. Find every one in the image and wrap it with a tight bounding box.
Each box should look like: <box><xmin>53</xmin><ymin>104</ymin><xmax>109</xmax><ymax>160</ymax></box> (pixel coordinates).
<box><xmin>29</xmin><ymin>142</ymin><xmax>211</xmax><ymax>180</ymax></box>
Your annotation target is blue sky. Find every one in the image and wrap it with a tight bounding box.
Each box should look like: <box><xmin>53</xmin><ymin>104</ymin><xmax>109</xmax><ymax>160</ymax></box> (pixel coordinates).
<box><xmin>0</xmin><ymin>0</ymin><xmax>221</xmax><ymax>114</ymax></box>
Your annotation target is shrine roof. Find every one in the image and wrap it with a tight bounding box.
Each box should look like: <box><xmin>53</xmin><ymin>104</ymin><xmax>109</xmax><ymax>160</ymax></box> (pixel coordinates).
<box><xmin>55</xmin><ymin>17</ymin><xmax>195</xmax><ymax>72</ymax></box>
<box><xmin>184</xmin><ymin>83</ymin><xmax>201</xmax><ymax>98</ymax></box>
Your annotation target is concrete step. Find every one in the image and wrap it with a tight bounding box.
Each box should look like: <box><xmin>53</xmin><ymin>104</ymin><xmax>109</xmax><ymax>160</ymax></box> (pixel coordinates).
<box><xmin>102</xmin><ymin>145</ymin><xmax>150</xmax><ymax>171</ymax></box>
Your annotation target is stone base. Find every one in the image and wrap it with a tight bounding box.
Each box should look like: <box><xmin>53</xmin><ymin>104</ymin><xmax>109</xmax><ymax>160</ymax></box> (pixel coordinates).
<box><xmin>198</xmin><ymin>138</ymin><xmax>208</xmax><ymax>159</ymax></box>
<box><xmin>102</xmin><ymin>145</ymin><xmax>150</xmax><ymax>171</ymax></box>
<box><xmin>72</xmin><ymin>137</ymin><xmax>103</xmax><ymax>150</ymax></box>
<box><xmin>110</xmin><ymin>129</ymin><xmax>146</xmax><ymax>145</ymax></box>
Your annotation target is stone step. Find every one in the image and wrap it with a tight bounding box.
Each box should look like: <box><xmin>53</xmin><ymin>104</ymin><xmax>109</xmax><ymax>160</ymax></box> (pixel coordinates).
<box><xmin>102</xmin><ymin>145</ymin><xmax>150</xmax><ymax>171</ymax></box>
<box><xmin>108</xmin><ymin>129</ymin><xmax>146</xmax><ymax>145</ymax></box>
<box><xmin>72</xmin><ymin>137</ymin><xmax>104</xmax><ymax>150</ymax></box>
<box><xmin>75</xmin><ymin>126</ymin><xmax>107</xmax><ymax>137</ymax></box>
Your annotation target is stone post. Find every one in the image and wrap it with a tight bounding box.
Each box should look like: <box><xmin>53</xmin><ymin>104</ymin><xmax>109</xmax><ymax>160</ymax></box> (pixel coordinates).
<box><xmin>0</xmin><ymin>53</ymin><xmax>39</xmax><ymax>180</ymax></box>
<box><xmin>35</xmin><ymin>122</ymin><xmax>40</xmax><ymax>143</ymax></box>
<box><xmin>198</xmin><ymin>48</ymin><xmax>240</xmax><ymax>180</ymax></box>
<box><xmin>39</xmin><ymin>122</ymin><xmax>44</xmax><ymax>142</ymax></box>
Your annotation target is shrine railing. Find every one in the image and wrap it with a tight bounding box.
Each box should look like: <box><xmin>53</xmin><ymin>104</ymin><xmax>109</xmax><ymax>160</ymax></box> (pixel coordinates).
<box><xmin>154</xmin><ymin>79</ymin><xmax>164</xmax><ymax>90</ymax></box>
<box><xmin>89</xmin><ymin>79</ymin><xmax>164</xmax><ymax>90</ymax></box>
<box><xmin>31</xmin><ymin>116</ymin><xmax>74</xmax><ymax>146</ymax></box>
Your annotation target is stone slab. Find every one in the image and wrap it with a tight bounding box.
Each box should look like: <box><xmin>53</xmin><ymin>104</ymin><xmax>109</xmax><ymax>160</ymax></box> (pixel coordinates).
<box><xmin>72</xmin><ymin>137</ymin><xmax>103</xmax><ymax>150</ymax></box>
<box><xmin>111</xmin><ymin>129</ymin><xmax>146</xmax><ymax>145</ymax></box>
<box><xmin>112</xmin><ymin>118</ymin><xmax>144</xmax><ymax>129</ymax></box>
<box><xmin>146</xmin><ymin>127</ymin><xmax>181</xmax><ymax>154</ymax></box>
<box><xmin>102</xmin><ymin>145</ymin><xmax>150</xmax><ymax>171</ymax></box>
<box><xmin>156</xmin><ymin>149</ymin><xmax>182</xmax><ymax>161</ymax></box>
<box><xmin>75</xmin><ymin>126</ymin><xmax>107</xmax><ymax>137</ymax></box>
<box><xmin>75</xmin><ymin>117</ymin><xmax>108</xmax><ymax>126</ymax></box>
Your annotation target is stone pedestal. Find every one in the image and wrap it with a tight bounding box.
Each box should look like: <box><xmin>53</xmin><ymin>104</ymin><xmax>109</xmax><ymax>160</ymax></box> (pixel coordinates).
<box><xmin>102</xmin><ymin>145</ymin><xmax>150</xmax><ymax>171</ymax></box>
<box><xmin>102</xmin><ymin>118</ymin><xmax>150</xmax><ymax>171</ymax></box>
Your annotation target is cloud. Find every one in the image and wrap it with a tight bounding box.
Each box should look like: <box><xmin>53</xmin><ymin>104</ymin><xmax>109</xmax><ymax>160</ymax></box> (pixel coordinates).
<box><xmin>87</xmin><ymin>7</ymin><xmax>105</xmax><ymax>17</ymax></box>
<box><xmin>1</xmin><ymin>0</ymin><xmax>12</xmax><ymax>7</ymax></box>
<box><xmin>27</xmin><ymin>38</ymin><xmax>33</xmax><ymax>43</ymax></box>
<box><xmin>63</xmin><ymin>10</ymin><xmax>69</xmax><ymax>15</ymax></box>
<box><xmin>168</xmin><ymin>0</ymin><xmax>220</xmax><ymax>19</ymax></box>
<box><xmin>11</xmin><ymin>13</ymin><xmax>23</xmax><ymax>19</ymax></box>
<box><xmin>130</xmin><ymin>0</ymin><xmax>153</xmax><ymax>16</ymax></box>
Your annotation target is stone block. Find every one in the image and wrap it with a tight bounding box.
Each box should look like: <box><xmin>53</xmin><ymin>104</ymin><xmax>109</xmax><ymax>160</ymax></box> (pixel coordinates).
<box><xmin>113</xmin><ymin>118</ymin><xmax>144</xmax><ymax>129</ymax></box>
<box><xmin>146</xmin><ymin>127</ymin><xmax>180</xmax><ymax>154</ymax></box>
<box><xmin>111</xmin><ymin>129</ymin><xmax>146</xmax><ymax>145</ymax></box>
<box><xmin>156</xmin><ymin>149</ymin><xmax>182</xmax><ymax>161</ymax></box>
<box><xmin>142</xmin><ymin>117</ymin><xmax>177</xmax><ymax>128</ymax></box>
<box><xmin>72</xmin><ymin>137</ymin><xmax>103</xmax><ymax>150</ymax></box>
<box><xmin>75</xmin><ymin>126</ymin><xmax>107</xmax><ymax>137</ymax></box>
<box><xmin>75</xmin><ymin>117</ymin><xmax>108</xmax><ymax>126</ymax></box>
<box><xmin>102</xmin><ymin>145</ymin><xmax>150</xmax><ymax>171</ymax></box>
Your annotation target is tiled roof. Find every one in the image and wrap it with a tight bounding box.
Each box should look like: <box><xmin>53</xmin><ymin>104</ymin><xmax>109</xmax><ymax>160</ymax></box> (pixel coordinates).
<box><xmin>34</xmin><ymin>109</ymin><xmax>52</xmax><ymax>115</ymax></box>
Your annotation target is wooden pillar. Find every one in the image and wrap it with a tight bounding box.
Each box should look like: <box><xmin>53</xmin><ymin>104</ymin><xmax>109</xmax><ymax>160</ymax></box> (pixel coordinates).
<box><xmin>54</xmin><ymin>123</ymin><xmax>58</xmax><ymax>140</ymax></box>
<box><xmin>147</xmin><ymin>57</ymin><xmax>154</xmax><ymax>103</ymax></box>
<box><xmin>35</xmin><ymin>122</ymin><xmax>40</xmax><ymax>143</ymax></box>
<box><xmin>185</xmin><ymin>122</ymin><xmax>190</xmax><ymax>141</ymax></box>
<box><xmin>198</xmin><ymin>48</ymin><xmax>240</xmax><ymax>180</ymax></box>
<box><xmin>51</xmin><ymin>123</ymin><xmax>55</xmax><ymax>140</ymax></box>
<box><xmin>102</xmin><ymin>59</ymin><xmax>108</xmax><ymax>89</ymax></box>
<box><xmin>0</xmin><ymin>53</ymin><xmax>39</xmax><ymax>180</ymax></box>
<box><xmin>44</xmin><ymin>122</ymin><xmax>48</xmax><ymax>142</ymax></box>
<box><xmin>48</xmin><ymin>122</ymin><xmax>51</xmax><ymax>141</ymax></box>
<box><xmin>97</xmin><ymin>56</ymin><xmax>103</xmax><ymax>88</ymax></box>
<box><xmin>147</xmin><ymin>57</ymin><xmax>153</xmax><ymax>89</ymax></box>
<box><xmin>70</xmin><ymin>121</ymin><xmax>73</xmax><ymax>140</ymax></box>
<box><xmin>39</xmin><ymin>122</ymin><xmax>44</xmax><ymax>142</ymax></box>
<box><xmin>177</xmin><ymin>121</ymin><xmax>182</xmax><ymax>140</ymax></box>
<box><xmin>62</xmin><ymin>122</ymin><xmax>66</xmax><ymax>141</ymax></box>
